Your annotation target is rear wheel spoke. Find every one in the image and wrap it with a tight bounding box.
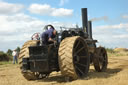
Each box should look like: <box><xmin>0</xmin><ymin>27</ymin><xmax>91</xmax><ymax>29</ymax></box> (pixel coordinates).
<box><xmin>79</xmin><ymin>56</ymin><xmax>87</xmax><ymax>58</ymax></box>
<box><xmin>59</xmin><ymin>36</ymin><xmax>89</xmax><ymax>79</ymax></box>
<box><xmin>75</xmin><ymin>65</ymin><xmax>85</xmax><ymax>75</ymax></box>
<box><xmin>75</xmin><ymin>41</ymin><xmax>81</xmax><ymax>49</ymax></box>
<box><xmin>75</xmin><ymin>62</ymin><xmax>87</xmax><ymax>67</ymax></box>
<box><xmin>75</xmin><ymin>46</ymin><xmax>85</xmax><ymax>55</ymax></box>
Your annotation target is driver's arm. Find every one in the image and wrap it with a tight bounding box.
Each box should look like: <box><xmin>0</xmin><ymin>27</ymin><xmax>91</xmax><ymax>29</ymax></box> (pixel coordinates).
<box><xmin>48</xmin><ymin>38</ymin><xmax>56</xmax><ymax>43</ymax></box>
<box><xmin>48</xmin><ymin>29</ymin><xmax>56</xmax><ymax>42</ymax></box>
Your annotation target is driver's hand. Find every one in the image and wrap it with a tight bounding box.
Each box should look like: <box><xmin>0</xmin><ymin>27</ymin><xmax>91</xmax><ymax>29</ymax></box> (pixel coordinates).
<box><xmin>54</xmin><ymin>41</ymin><xmax>57</xmax><ymax>44</ymax></box>
<box><xmin>54</xmin><ymin>41</ymin><xmax>57</xmax><ymax>46</ymax></box>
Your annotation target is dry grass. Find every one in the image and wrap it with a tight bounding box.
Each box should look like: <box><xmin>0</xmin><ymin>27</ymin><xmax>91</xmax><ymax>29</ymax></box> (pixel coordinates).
<box><xmin>114</xmin><ymin>48</ymin><xmax>128</xmax><ymax>52</ymax></box>
<box><xmin>0</xmin><ymin>52</ymin><xmax>128</xmax><ymax>85</ymax></box>
<box><xmin>107</xmin><ymin>48</ymin><xmax>128</xmax><ymax>57</ymax></box>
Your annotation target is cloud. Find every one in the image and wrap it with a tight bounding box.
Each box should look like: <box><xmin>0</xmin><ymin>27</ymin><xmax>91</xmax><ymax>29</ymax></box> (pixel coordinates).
<box><xmin>95</xmin><ymin>23</ymin><xmax>128</xmax><ymax>30</ymax></box>
<box><xmin>122</xmin><ymin>15</ymin><xmax>128</xmax><ymax>19</ymax></box>
<box><xmin>0</xmin><ymin>13</ymin><xmax>45</xmax><ymax>37</ymax></box>
<box><xmin>28</xmin><ymin>4</ymin><xmax>52</xmax><ymax>15</ymax></box>
<box><xmin>0</xmin><ymin>13</ymin><xmax>45</xmax><ymax>51</ymax></box>
<box><xmin>0</xmin><ymin>13</ymin><xmax>74</xmax><ymax>40</ymax></box>
<box><xmin>90</xmin><ymin>16</ymin><xmax>108</xmax><ymax>22</ymax></box>
<box><xmin>51</xmin><ymin>8</ymin><xmax>73</xmax><ymax>17</ymax></box>
<box><xmin>28</xmin><ymin>4</ymin><xmax>73</xmax><ymax>17</ymax></box>
<box><xmin>59</xmin><ymin>0</ymin><xmax>69</xmax><ymax>6</ymax></box>
<box><xmin>0</xmin><ymin>13</ymin><xmax>75</xmax><ymax>51</ymax></box>
<box><xmin>93</xmin><ymin>23</ymin><xmax>128</xmax><ymax>48</ymax></box>
<box><xmin>0</xmin><ymin>1</ymin><xmax>24</xmax><ymax>15</ymax></box>
<box><xmin>113</xmin><ymin>34</ymin><xmax>128</xmax><ymax>39</ymax></box>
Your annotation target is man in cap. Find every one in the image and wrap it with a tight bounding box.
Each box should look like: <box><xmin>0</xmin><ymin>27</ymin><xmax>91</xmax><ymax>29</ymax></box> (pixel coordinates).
<box><xmin>41</xmin><ymin>25</ymin><xmax>57</xmax><ymax>45</ymax></box>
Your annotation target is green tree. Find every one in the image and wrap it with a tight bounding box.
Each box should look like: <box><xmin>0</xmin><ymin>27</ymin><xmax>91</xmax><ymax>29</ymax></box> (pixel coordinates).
<box><xmin>0</xmin><ymin>51</ymin><xmax>9</xmax><ymax>61</ymax></box>
<box><xmin>16</xmin><ymin>47</ymin><xmax>20</xmax><ymax>53</ymax></box>
<box><xmin>6</xmin><ymin>49</ymin><xmax>13</xmax><ymax>60</ymax></box>
<box><xmin>105</xmin><ymin>48</ymin><xmax>115</xmax><ymax>53</ymax></box>
<box><xmin>6</xmin><ymin>49</ymin><xmax>12</xmax><ymax>56</ymax></box>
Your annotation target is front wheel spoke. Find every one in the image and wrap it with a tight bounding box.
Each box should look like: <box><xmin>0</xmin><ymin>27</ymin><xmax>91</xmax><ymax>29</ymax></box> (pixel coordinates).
<box><xmin>99</xmin><ymin>61</ymin><xmax>103</xmax><ymax>65</ymax></box>
<box><xmin>99</xmin><ymin>65</ymin><xmax>103</xmax><ymax>68</ymax></box>
<box><xmin>75</xmin><ymin>62</ymin><xmax>87</xmax><ymax>67</ymax></box>
<box><xmin>99</xmin><ymin>53</ymin><xmax>103</xmax><ymax>57</ymax></box>
<box><xmin>100</xmin><ymin>56</ymin><xmax>107</xmax><ymax>62</ymax></box>
<box><xmin>99</xmin><ymin>61</ymin><xmax>103</xmax><ymax>64</ymax></box>
<box><xmin>99</xmin><ymin>60</ymin><xmax>104</xmax><ymax>63</ymax></box>
<box><xmin>75</xmin><ymin>65</ymin><xmax>85</xmax><ymax>75</ymax></box>
<box><xmin>103</xmin><ymin>60</ymin><xmax>107</xmax><ymax>62</ymax></box>
<box><xmin>99</xmin><ymin>56</ymin><xmax>103</xmax><ymax>59</ymax></box>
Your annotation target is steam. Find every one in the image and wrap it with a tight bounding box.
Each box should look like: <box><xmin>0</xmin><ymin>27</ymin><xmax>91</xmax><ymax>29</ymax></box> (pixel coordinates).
<box><xmin>90</xmin><ymin>16</ymin><xmax>108</xmax><ymax>22</ymax></box>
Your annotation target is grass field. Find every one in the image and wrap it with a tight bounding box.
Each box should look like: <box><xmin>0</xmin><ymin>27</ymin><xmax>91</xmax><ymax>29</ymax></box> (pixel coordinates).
<box><xmin>0</xmin><ymin>61</ymin><xmax>12</xmax><ymax>65</ymax></box>
<box><xmin>0</xmin><ymin>51</ymin><xmax>128</xmax><ymax>85</ymax></box>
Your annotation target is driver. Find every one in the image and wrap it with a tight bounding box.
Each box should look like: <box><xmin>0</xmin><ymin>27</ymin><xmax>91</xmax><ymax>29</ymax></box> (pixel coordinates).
<box><xmin>41</xmin><ymin>25</ymin><xmax>57</xmax><ymax>45</ymax></box>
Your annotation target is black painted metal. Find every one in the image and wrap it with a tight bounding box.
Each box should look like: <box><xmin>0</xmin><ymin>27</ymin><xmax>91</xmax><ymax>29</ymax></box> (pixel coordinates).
<box><xmin>29</xmin><ymin>46</ymin><xmax>49</xmax><ymax>72</ymax></box>
<box><xmin>24</xmin><ymin>45</ymin><xmax>59</xmax><ymax>73</ymax></box>
<box><xmin>81</xmin><ymin>8</ymin><xmax>88</xmax><ymax>33</ymax></box>
<box><xmin>88</xmin><ymin>21</ymin><xmax>92</xmax><ymax>39</ymax></box>
<box><xmin>22</xmin><ymin>58</ymin><xmax>30</xmax><ymax>71</ymax></box>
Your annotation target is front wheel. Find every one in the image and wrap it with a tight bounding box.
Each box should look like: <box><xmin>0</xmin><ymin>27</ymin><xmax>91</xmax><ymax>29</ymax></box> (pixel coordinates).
<box><xmin>93</xmin><ymin>47</ymin><xmax>108</xmax><ymax>72</ymax></box>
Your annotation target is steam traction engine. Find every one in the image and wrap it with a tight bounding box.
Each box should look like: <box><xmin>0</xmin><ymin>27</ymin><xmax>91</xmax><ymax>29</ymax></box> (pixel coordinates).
<box><xmin>19</xmin><ymin>8</ymin><xmax>108</xmax><ymax>80</ymax></box>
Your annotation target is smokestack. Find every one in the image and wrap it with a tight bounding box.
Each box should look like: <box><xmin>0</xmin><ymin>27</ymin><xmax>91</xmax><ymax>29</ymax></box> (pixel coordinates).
<box><xmin>81</xmin><ymin>8</ymin><xmax>88</xmax><ymax>33</ymax></box>
<box><xmin>88</xmin><ymin>21</ymin><xmax>92</xmax><ymax>39</ymax></box>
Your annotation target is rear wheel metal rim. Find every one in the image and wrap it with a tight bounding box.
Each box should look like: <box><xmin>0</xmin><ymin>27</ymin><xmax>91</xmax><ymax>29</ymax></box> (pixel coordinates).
<box><xmin>73</xmin><ymin>38</ymin><xmax>88</xmax><ymax>78</ymax></box>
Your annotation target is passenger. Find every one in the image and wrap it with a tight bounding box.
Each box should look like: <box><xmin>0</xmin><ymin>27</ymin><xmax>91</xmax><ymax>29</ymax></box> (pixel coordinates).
<box><xmin>32</xmin><ymin>33</ymin><xmax>40</xmax><ymax>40</ymax></box>
<box><xmin>41</xmin><ymin>25</ymin><xmax>57</xmax><ymax>45</ymax></box>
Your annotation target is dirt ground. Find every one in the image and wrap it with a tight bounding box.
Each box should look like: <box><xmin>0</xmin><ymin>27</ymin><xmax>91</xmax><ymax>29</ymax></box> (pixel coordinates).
<box><xmin>0</xmin><ymin>55</ymin><xmax>128</xmax><ymax>85</ymax></box>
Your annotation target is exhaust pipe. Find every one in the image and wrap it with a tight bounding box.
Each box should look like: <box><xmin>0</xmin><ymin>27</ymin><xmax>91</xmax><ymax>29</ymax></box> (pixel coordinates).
<box><xmin>81</xmin><ymin>8</ymin><xmax>88</xmax><ymax>33</ymax></box>
<box><xmin>88</xmin><ymin>21</ymin><xmax>92</xmax><ymax>39</ymax></box>
<box><xmin>82</xmin><ymin>8</ymin><xmax>92</xmax><ymax>39</ymax></box>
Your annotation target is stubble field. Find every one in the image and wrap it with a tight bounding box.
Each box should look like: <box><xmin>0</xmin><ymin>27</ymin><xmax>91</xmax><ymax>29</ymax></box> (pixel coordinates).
<box><xmin>0</xmin><ymin>51</ymin><xmax>128</xmax><ymax>85</ymax></box>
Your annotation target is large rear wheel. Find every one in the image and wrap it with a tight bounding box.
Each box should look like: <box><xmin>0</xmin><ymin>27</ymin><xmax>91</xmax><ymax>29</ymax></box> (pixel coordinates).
<box><xmin>19</xmin><ymin>40</ymin><xmax>39</xmax><ymax>80</ymax></box>
<box><xmin>58</xmin><ymin>36</ymin><xmax>90</xmax><ymax>80</ymax></box>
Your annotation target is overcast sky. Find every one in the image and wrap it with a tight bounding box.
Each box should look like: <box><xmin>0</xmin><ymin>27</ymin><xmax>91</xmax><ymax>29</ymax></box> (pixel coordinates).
<box><xmin>0</xmin><ymin>0</ymin><xmax>128</xmax><ymax>52</ymax></box>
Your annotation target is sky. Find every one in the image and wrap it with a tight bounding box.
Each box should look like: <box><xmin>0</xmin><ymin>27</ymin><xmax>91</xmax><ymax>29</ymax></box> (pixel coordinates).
<box><xmin>0</xmin><ymin>0</ymin><xmax>128</xmax><ymax>52</ymax></box>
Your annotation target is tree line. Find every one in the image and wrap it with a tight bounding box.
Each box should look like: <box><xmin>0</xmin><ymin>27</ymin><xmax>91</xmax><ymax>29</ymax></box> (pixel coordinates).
<box><xmin>0</xmin><ymin>47</ymin><xmax>20</xmax><ymax>61</ymax></box>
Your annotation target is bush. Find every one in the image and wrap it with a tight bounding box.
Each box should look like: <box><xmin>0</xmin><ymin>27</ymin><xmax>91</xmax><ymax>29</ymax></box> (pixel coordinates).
<box><xmin>0</xmin><ymin>47</ymin><xmax>20</xmax><ymax>61</ymax></box>
<box><xmin>6</xmin><ymin>49</ymin><xmax>13</xmax><ymax>60</ymax></box>
<box><xmin>0</xmin><ymin>51</ymin><xmax>10</xmax><ymax>61</ymax></box>
<box><xmin>105</xmin><ymin>48</ymin><xmax>115</xmax><ymax>53</ymax></box>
